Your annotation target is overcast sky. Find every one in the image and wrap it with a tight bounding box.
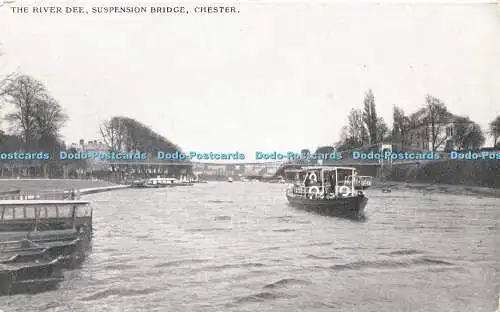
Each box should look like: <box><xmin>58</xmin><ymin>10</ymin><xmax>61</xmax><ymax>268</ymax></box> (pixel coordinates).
<box><xmin>0</xmin><ymin>1</ymin><xmax>499</xmax><ymax>160</ymax></box>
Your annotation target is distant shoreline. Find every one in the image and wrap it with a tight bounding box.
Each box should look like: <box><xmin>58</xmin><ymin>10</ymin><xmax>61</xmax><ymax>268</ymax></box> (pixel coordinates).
<box><xmin>374</xmin><ymin>181</ymin><xmax>500</xmax><ymax>198</ymax></box>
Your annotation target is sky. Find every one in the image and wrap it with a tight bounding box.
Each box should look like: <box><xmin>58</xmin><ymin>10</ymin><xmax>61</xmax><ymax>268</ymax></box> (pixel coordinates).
<box><xmin>0</xmin><ymin>0</ymin><xmax>499</xmax><ymax>161</ymax></box>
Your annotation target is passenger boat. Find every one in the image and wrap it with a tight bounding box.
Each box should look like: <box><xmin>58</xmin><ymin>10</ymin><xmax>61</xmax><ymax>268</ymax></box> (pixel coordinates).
<box><xmin>171</xmin><ymin>177</ymin><xmax>194</xmax><ymax>186</ymax></box>
<box><xmin>132</xmin><ymin>177</ymin><xmax>173</xmax><ymax>188</ymax></box>
<box><xmin>285</xmin><ymin>166</ymin><xmax>368</xmax><ymax>217</ymax></box>
<box><xmin>0</xmin><ymin>200</ymin><xmax>93</xmax><ymax>295</ymax></box>
<box><xmin>191</xmin><ymin>176</ymin><xmax>208</xmax><ymax>183</ymax></box>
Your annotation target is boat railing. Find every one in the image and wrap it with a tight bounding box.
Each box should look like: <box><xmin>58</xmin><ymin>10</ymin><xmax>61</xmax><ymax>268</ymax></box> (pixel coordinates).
<box><xmin>288</xmin><ymin>184</ymin><xmax>356</xmax><ymax>198</ymax></box>
<box><xmin>289</xmin><ymin>185</ymin><xmax>328</xmax><ymax>195</ymax></box>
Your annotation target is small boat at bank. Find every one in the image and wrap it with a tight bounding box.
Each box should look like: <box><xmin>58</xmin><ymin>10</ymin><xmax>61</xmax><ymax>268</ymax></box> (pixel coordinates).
<box><xmin>0</xmin><ymin>199</ymin><xmax>93</xmax><ymax>295</ymax></box>
<box><xmin>191</xmin><ymin>177</ymin><xmax>208</xmax><ymax>183</ymax></box>
<box><xmin>286</xmin><ymin>166</ymin><xmax>367</xmax><ymax>217</ymax></box>
<box><xmin>171</xmin><ymin>177</ymin><xmax>194</xmax><ymax>186</ymax></box>
<box><xmin>227</xmin><ymin>177</ymin><xmax>233</xmax><ymax>183</ymax></box>
<box><xmin>132</xmin><ymin>177</ymin><xmax>175</xmax><ymax>188</ymax></box>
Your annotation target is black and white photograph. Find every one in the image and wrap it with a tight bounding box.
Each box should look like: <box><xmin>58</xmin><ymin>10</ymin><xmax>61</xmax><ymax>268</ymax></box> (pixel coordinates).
<box><xmin>0</xmin><ymin>0</ymin><xmax>499</xmax><ymax>311</ymax></box>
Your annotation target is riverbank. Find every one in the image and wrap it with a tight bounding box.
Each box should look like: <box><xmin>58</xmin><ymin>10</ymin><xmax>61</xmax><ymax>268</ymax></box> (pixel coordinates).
<box><xmin>373</xmin><ymin>180</ymin><xmax>500</xmax><ymax>198</ymax></box>
<box><xmin>0</xmin><ymin>178</ymin><xmax>121</xmax><ymax>193</ymax></box>
<box><xmin>383</xmin><ymin>159</ymin><xmax>500</xmax><ymax>197</ymax></box>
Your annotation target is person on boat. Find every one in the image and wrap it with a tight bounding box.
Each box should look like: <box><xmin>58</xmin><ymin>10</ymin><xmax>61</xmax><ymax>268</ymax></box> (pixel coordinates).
<box><xmin>304</xmin><ymin>173</ymin><xmax>311</xmax><ymax>187</ymax></box>
<box><xmin>329</xmin><ymin>172</ymin><xmax>337</xmax><ymax>194</ymax></box>
<box><xmin>309</xmin><ymin>172</ymin><xmax>320</xmax><ymax>186</ymax></box>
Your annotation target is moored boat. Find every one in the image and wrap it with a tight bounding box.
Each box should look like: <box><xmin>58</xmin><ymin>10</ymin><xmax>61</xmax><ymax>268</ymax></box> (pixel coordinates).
<box><xmin>171</xmin><ymin>177</ymin><xmax>194</xmax><ymax>186</ymax></box>
<box><xmin>285</xmin><ymin>166</ymin><xmax>367</xmax><ymax>217</ymax></box>
<box><xmin>132</xmin><ymin>176</ymin><xmax>175</xmax><ymax>188</ymax></box>
<box><xmin>0</xmin><ymin>200</ymin><xmax>93</xmax><ymax>264</ymax></box>
<box><xmin>0</xmin><ymin>199</ymin><xmax>93</xmax><ymax>295</ymax></box>
<box><xmin>227</xmin><ymin>177</ymin><xmax>233</xmax><ymax>183</ymax></box>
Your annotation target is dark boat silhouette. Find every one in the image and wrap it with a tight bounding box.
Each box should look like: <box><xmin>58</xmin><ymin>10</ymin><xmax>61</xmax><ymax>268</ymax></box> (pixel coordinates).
<box><xmin>285</xmin><ymin>166</ymin><xmax>368</xmax><ymax>218</ymax></box>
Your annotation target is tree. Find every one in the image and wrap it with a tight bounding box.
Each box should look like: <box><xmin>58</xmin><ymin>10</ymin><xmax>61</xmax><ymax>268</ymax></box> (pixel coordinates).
<box><xmin>100</xmin><ymin>116</ymin><xmax>184</xmax><ymax>155</ymax></box>
<box><xmin>335</xmin><ymin>109</ymin><xmax>368</xmax><ymax>152</ymax></box>
<box><xmin>362</xmin><ymin>89</ymin><xmax>378</xmax><ymax>144</ymax></box>
<box><xmin>33</xmin><ymin>94</ymin><xmax>68</xmax><ymax>151</ymax></box>
<box><xmin>1</xmin><ymin>75</ymin><xmax>66</xmax><ymax>150</ymax></box>
<box><xmin>99</xmin><ymin>118</ymin><xmax>126</xmax><ymax>152</ymax></box>
<box><xmin>489</xmin><ymin>116</ymin><xmax>500</xmax><ymax>147</ymax></box>
<box><xmin>423</xmin><ymin>95</ymin><xmax>450</xmax><ymax>152</ymax></box>
<box><xmin>2</xmin><ymin>75</ymin><xmax>44</xmax><ymax>148</ymax></box>
<box><xmin>315</xmin><ymin>146</ymin><xmax>335</xmax><ymax>154</ymax></box>
<box><xmin>347</xmin><ymin>108</ymin><xmax>367</xmax><ymax>145</ymax></box>
<box><xmin>298</xmin><ymin>148</ymin><xmax>311</xmax><ymax>164</ymax></box>
<box><xmin>376</xmin><ymin>117</ymin><xmax>388</xmax><ymax>142</ymax></box>
<box><xmin>453</xmin><ymin>116</ymin><xmax>485</xmax><ymax>150</ymax></box>
<box><xmin>392</xmin><ymin>106</ymin><xmax>411</xmax><ymax>150</ymax></box>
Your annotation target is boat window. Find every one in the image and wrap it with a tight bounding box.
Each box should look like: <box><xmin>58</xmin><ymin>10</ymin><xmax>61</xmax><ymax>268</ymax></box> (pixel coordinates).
<box><xmin>38</xmin><ymin>207</ymin><xmax>47</xmax><ymax>218</ymax></box>
<box><xmin>13</xmin><ymin>207</ymin><xmax>25</xmax><ymax>219</ymax></box>
<box><xmin>76</xmin><ymin>204</ymin><xmax>91</xmax><ymax>217</ymax></box>
<box><xmin>25</xmin><ymin>207</ymin><xmax>36</xmax><ymax>219</ymax></box>
<box><xmin>57</xmin><ymin>205</ymin><xmax>72</xmax><ymax>218</ymax></box>
<box><xmin>46</xmin><ymin>206</ymin><xmax>58</xmax><ymax>218</ymax></box>
<box><xmin>2</xmin><ymin>207</ymin><xmax>14</xmax><ymax>220</ymax></box>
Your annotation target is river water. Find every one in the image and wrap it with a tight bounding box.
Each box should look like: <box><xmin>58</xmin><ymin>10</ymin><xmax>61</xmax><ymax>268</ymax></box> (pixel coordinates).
<box><xmin>0</xmin><ymin>181</ymin><xmax>498</xmax><ymax>312</ymax></box>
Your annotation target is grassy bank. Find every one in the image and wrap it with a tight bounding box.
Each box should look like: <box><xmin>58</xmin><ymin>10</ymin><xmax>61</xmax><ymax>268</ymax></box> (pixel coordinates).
<box><xmin>388</xmin><ymin>160</ymin><xmax>500</xmax><ymax>188</ymax></box>
<box><xmin>0</xmin><ymin>179</ymin><xmax>119</xmax><ymax>192</ymax></box>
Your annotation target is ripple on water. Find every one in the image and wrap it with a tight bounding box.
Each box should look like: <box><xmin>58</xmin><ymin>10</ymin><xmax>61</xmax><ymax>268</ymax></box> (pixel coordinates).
<box><xmin>3</xmin><ymin>181</ymin><xmax>497</xmax><ymax>312</ymax></box>
<box><xmin>213</xmin><ymin>215</ymin><xmax>232</xmax><ymax>221</ymax></box>
<box><xmin>272</xmin><ymin>229</ymin><xmax>296</xmax><ymax>232</ymax></box>
<box><xmin>186</xmin><ymin>228</ymin><xmax>233</xmax><ymax>232</ymax></box>
<box><xmin>207</xmin><ymin>200</ymin><xmax>234</xmax><ymax>204</ymax></box>
<box><xmin>189</xmin><ymin>262</ymin><xmax>266</xmax><ymax>273</ymax></box>
<box><xmin>379</xmin><ymin>249</ymin><xmax>423</xmax><ymax>256</ymax></box>
<box><xmin>153</xmin><ymin>259</ymin><xmax>211</xmax><ymax>268</ymax></box>
<box><xmin>307</xmin><ymin>254</ymin><xmax>341</xmax><ymax>260</ymax></box>
<box><xmin>263</xmin><ymin>278</ymin><xmax>312</xmax><ymax>289</ymax></box>
<box><xmin>78</xmin><ymin>287</ymin><xmax>159</xmax><ymax>301</ymax></box>
<box><xmin>102</xmin><ymin>263</ymin><xmax>138</xmax><ymax>270</ymax></box>
<box><xmin>230</xmin><ymin>291</ymin><xmax>298</xmax><ymax>305</ymax></box>
<box><xmin>329</xmin><ymin>257</ymin><xmax>454</xmax><ymax>271</ymax></box>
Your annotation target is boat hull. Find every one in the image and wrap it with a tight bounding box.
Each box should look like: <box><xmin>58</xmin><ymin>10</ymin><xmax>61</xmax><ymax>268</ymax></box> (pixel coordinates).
<box><xmin>132</xmin><ymin>184</ymin><xmax>168</xmax><ymax>188</ymax></box>
<box><xmin>355</xmin><ymin>185</ymin><xmax>371</xmax><ymax>190</ymax></box>
<box><xmin>172</xmin><ymin>183</ymin><xmax>193</xmax><ymax>187</ymax></box>
<box><xmin>0</xmin><ymin>258</ymin><xmax>64</xmax><ymax>295</ymax></box>
<box><xmin>286</xmin><ymin>194</ymin><xmax>367</xmax><ymax>217</ymax></box>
